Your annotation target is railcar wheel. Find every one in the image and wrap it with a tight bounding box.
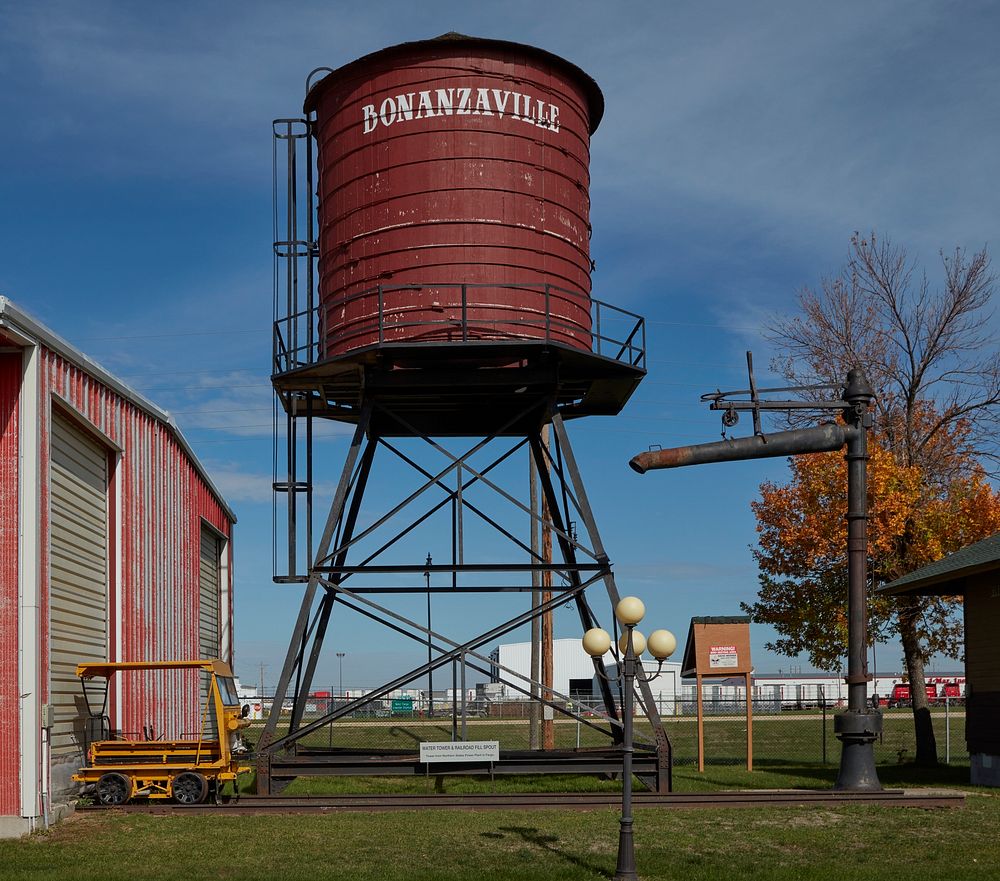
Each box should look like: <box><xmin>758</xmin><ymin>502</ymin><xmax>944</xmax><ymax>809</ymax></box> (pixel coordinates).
<box><xmin>172</xmin><ymin>772</ymin><xmax>208</xmax><ymax>805</ymax></box>
<box><xmin>96</xmin><ymin>773</ymin><xmax>132</xmax><ymax>806</ymax></box>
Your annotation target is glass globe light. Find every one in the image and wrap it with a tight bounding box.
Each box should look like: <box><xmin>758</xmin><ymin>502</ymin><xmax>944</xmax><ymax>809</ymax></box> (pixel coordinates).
<box><xmin>647</xmin><ymin>629</ymin><xmax>677</xmax><ymax>660</ymax></box>
<box><xmin>618</xmin><ymin>630</ymin><xmax>646</xmax><ymax>656</ymax></box>
<box><xmin>615</xmin><ymin>596</ymin><xmax>645</xmax><ymax>626</ymax></box>
<box><xmin>582</xmin><ymin>627</ymin><xmax>612</xmax><ymax>657</ymax></box>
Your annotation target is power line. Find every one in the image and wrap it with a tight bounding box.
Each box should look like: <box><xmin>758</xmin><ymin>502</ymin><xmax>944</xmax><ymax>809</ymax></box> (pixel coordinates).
<box><xmin>170</xmin><ymin>407</ymin><xmax>272</xmax><ymax>415</ymax></box>
<box><xmin>75</xmin><ymin>328</ymin><xmax>265</xmax><ymax>342</ymax></box>
<box><xmin>133</xmin><ymin>382</ymin><xmax>265</xmax><ymax>392</ymax></box>
<box><xmin>120</xmin><ymin>366</ymin><xmax>265</xmax><ymax>378</ymax></box>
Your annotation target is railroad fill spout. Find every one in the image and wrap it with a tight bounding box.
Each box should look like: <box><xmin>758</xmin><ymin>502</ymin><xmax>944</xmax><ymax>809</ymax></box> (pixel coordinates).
<box><xmin>629</xmin><ymin>423</ymin><xmax>856</xmax><ymax>473</ymax></box>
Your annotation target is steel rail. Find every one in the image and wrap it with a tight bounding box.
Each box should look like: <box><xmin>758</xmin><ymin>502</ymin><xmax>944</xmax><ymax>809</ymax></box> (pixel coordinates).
<box><xmin>78</xmin><ymin>789</ymin><xmax>964</xmax><ymax>815</ymax></box>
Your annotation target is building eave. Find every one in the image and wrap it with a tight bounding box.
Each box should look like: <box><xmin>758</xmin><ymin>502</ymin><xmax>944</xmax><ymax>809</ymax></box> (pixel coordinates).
<box><xmin>0</xmin><ymin>295</ymin><xmax>237</xmax><ymax>524</ymax></box>
<box><xmin>881</xmin><ymin>532</ymin><xmax>1000</xmax><ymax>597</ymax></box>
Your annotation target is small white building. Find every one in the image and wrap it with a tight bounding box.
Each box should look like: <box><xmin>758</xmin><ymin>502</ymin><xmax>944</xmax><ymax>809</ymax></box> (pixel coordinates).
<box><xmin>600</xmin><ymin>659</ymin><xmax>684</xmax><ymax>709</ymax></box>
<box><xmin>489</xmin><ymin>638</ymin><xmax>605</xmax><ymax>700</ymax></box>
<box><xmin>489</xmin><ymin>638</ymin><xmax>682</xmax><ymax>707</ymax></box>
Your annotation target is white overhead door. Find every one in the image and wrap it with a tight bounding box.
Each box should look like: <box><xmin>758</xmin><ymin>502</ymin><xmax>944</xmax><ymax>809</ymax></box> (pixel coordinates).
<box><xmin>49</xmin><ymin>412</ymin><xmax>108</xmax><ymax>768</ymax></box>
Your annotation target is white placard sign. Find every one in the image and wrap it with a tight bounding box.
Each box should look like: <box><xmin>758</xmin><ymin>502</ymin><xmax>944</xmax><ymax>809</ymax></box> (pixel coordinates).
<box><xmin>709</xmin><ymin>644</ymin><xmax>739</xmax><ymax>669</ymax></box>
<box><xmin>419</xmin><ymin>740</ymin><xmax>500</xmax><ymax>763</ymax></box>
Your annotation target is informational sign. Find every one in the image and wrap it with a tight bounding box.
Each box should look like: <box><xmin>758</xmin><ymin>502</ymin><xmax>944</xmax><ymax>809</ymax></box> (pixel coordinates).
<box><xmin>680</xmin><ymin>617</ymin><xmax>754</xmax><ymax>772</ymax></box>
<box><xmin>419</xmin><ymin>741</ymin><xmax>500</xmax><ymax>763</ymax></box>
<box><xmin>709</xmin><ymin>645</ymin><xmax>739</xmax><ymax>669</ymax></box>
<box><xmin>391</xmin><ymin>698</ymin><xmax>414</xmax><ymax>714</ymax></box>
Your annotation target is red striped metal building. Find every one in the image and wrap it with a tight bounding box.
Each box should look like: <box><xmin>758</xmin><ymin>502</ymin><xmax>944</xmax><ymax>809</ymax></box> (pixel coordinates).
<box><xmin>0</xmin><ymin>297</ymin><xmax>236</xmax><ymax>836</ymax></box>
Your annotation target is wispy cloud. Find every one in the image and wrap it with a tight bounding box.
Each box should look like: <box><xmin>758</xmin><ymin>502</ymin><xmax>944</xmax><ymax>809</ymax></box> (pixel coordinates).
<box><xmin>203</xmin><ymin>463</ymin><xmax>273</xmax><ymax>504</ymax></box>
<box><xmin>4</xmin><ymin>1</ymin><xmax>997</xmax><ymax>257</ymax></box>
<box><xmin>587</xmin><ymin>2</ymin><xmax>1000</xmax><ymax>263</ymax></box>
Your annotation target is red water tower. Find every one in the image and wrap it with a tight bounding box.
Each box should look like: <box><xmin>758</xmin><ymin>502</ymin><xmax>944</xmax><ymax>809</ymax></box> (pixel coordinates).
<box><xmin>306</xmin><ymin>36</ymin><xmax>600</xmax><ymax>356</ymax></box>
<box><xmin>259</xmin><ymin>34</ymin><xmax>664</xmax><ymax>794</ymax></box>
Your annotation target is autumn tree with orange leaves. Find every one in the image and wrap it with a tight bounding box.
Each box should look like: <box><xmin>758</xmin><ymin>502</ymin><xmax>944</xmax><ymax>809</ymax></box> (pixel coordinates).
<box><xmin>749</xmin><ymin>423</ymin><xmax>1000</xmax><ymax>664</ymax></box>
<box><xmin>745</xmin><ymin>233</ymin><xmax>1000</xmax><ymax>765</ymax></box>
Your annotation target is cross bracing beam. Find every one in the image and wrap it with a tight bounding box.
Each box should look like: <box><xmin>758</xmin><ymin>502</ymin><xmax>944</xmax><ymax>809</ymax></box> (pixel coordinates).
<box><xmin>375</xmin><ymin>403</ymin><xmax>597</xmax><ymax>560</ymax></box>
<box><xmin>377</xmin><ymin>437</ymin><xmax>549</xmax><ymax>567</ymax></box>
<box><xmin>265</xmin><ymin>576</ymin><xmax>595</xmax><ymax>752</ymax></box>
<box><xmin>258</xmin><ymin>397</ymin><xmax>671</xmax><ymax>794</ymax></box>
<box><xmin>545</xmin><ymin>413</ymin><xmax>672</xmax><ymax>774</ymax></box>
<box><xmin>312</xmin><ymin>399</ymin><xmax>547</xmax><ymax>569</ymax></box>
<box><xmin>321</xmin><ymin>582</ymin><xmax>632</xmax><ymax>742</ymax></box>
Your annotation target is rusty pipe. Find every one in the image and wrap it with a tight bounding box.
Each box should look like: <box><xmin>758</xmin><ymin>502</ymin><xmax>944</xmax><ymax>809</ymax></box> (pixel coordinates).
<box><xmin>629</xmin><ymin>423</ymin><xmax>856</xmax><ymax>473</ymax></box>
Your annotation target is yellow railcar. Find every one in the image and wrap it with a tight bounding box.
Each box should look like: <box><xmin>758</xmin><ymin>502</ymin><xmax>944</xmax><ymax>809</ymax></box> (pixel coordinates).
<box><xmin>73</xmin><ymin>660</ymin><xmax>251</xmax><ymax>805</ymax></box>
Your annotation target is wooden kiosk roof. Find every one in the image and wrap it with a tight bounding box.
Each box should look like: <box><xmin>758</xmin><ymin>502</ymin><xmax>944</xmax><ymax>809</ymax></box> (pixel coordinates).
<box><xmin>681</xmin><ymin>616</ymin><xmax>752</xmax><ymax>678</ymax></box>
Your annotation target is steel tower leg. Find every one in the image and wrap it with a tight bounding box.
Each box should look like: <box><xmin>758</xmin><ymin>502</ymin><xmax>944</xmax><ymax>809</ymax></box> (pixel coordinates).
<box><xmin>550</xmin><ymin>413</ymin><xmax>673</xmax><ymax>792</ymax></box>
<box><xmin>287</xmin><ymin>436</ymin><xmax>377</xmax><ymax>734</ymax></box>
<box><xmin>256</xmin><ymin>403</ymin><xmax>372</xmax><ymax>793</ymax></box>
<box><xmin>528</xmin><ymin>431</ymin><xmax>622</xmax><ymax>739</ymax></box>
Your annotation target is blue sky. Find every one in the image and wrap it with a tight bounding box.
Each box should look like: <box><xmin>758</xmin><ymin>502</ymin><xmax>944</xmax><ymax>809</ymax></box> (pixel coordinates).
<box><xmin>1</xmin><ymin>1</ymin><xmax>995</xmax><ymax>691</ymax></box>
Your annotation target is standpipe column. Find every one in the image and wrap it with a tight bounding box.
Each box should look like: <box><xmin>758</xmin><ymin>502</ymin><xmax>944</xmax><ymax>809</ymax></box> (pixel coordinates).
<box><xmin>834</xmin><ymin>368</ymin><xmax>882</xmax><ymax>791</ymax></box>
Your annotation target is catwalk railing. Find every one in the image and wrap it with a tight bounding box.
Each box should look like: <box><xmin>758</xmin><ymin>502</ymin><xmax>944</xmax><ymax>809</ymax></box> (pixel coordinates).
<box><xmin>273</xmin><ymin>283</ymin><xmax>646</xmax><ymax>376</ymax></box>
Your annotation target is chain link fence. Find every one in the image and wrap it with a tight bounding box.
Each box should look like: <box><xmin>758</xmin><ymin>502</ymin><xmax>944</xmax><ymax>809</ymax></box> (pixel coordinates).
<box><xmin>245</xmin><ymin>692</ymin><xmax>968</xmax><ymax>768</ymax></box>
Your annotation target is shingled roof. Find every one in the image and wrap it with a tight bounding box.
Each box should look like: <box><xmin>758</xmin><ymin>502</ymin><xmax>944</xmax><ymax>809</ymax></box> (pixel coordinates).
<box><xmin>882</xmin><ymin>532</ymin><xmax>1000</xmax><ymax>596</ymax></box>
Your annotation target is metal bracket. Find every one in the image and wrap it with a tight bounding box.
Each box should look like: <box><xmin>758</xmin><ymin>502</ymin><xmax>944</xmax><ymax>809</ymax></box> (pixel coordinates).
<box><xmin>702</xmin><ymin>350</ymin><xmax>854</xmax><ymax>440</ymax></box>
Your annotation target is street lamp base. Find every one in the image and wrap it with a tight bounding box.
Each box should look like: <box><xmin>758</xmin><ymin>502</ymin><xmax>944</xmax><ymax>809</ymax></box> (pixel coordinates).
<box><xmin>614</xmin><ymin>820</ymin><xmax>638</xmax><ymax>881</ymax></box>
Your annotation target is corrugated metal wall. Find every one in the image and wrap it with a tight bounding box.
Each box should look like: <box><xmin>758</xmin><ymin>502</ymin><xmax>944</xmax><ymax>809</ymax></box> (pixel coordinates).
<box><xmin>37</xmin><ymin>347</ymin><xmax>233</xmax><ymax>793</ymax></box>
<box><xmin>0</xmin><ymin>352</ymin><xmax>20</xmax><ymax>816</ymax></box>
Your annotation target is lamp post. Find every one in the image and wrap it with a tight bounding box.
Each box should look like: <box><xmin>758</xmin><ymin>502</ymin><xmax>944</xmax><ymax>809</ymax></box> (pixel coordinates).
<box><xmin>583</xmin><ymin>597</ymin><xmax>676</xmax><ymax>881</ymax></box>
<box><xmin>336</xmin><ymin>652</ymin><xmax>346</xmax><ymax>698</ymax></box>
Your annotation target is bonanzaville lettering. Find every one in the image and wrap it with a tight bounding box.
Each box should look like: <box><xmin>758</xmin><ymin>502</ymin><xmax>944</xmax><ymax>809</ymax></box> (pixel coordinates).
<box><xmin>362</xmin><ymin>84</ymin><xmax>561</xmax><ymax>134</ymax></box>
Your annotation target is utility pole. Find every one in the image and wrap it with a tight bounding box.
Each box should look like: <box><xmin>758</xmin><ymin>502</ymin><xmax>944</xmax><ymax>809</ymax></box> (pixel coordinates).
<box><xmin>425</xmin><ymin>552</ymin><xmax>433</xmax><ymax>717</ymax></box>
<box><xmin>529</xmin><ymin>450</ymin><xmax>541</xmax><ymax>750</ymax></box>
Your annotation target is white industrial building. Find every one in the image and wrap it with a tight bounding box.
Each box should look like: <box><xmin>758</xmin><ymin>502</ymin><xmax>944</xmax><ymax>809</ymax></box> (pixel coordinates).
<box><xmin>489</xmin><ymin>638</ymin><xmax>683</xmax><ymax>705</ymax></box>
<box><xmin>489</xmin><ymin>639</ymin><xmax>595</xmax><ymax>699</ymax></box>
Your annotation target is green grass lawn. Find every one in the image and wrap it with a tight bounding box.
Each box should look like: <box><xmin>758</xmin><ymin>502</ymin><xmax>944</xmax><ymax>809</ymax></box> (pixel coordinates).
<box><xmin>3</xmin><ymin>764</ymin><xmax>995</xmax><ymax>881</ymax></box>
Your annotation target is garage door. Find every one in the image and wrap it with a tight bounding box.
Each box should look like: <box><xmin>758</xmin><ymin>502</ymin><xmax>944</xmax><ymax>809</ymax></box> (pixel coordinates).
<box><xmin>198</xmin><ymin>525</ymin><xmax>221</xmax><ymax>722</ymax></box>
<box><xmin>49</xmin><ymin>412</ymin><xmax>108</xmax><ymax>762</ymax></box>
<box><xmin>199</xmin><ymin>525</ymin><xmax>221</xmax><ymax>662</ymax></box>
